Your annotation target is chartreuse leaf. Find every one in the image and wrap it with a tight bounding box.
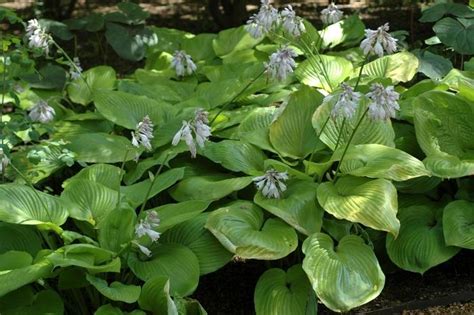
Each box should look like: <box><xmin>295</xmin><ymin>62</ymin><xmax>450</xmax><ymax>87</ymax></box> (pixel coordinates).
<box><xmin>254</xmin><ymin>180</ymin><xmax>323</xmax><ymax>235</ymax></box>
<box><xmin>67</xmin><ymin>66</ymin><xmax>116</xmax><ymax>105</ymax></box>
<box><xmin>128</xmin><ymin>243</ymin><xmax>200</xmax><ymax>297</ymax></box>
<box><xmin>320</xmin><ymin>14</ymin><xmax>365</xmax><ymax>48</ymax></box>
<box><xmin>336</xmin><ymin>144</ymin><xmax>431</xmax><ymax>181</ymax></box>
<box><xmin>295</xmin><ymin>55</ymin><xmax>353</xmax><ymax>91</ymax></box>
<box><xmin>86</xmin><ymin>274</ymin><xmax>141</xmax><ymax>304</ymax></box>
<box><xmin>0</xmin><ymin>259</ymin><xmax>53</xmax><ymax>297</ymax></box>
<box><xmin>138</xmin><ymin>276</ymin><xmax>178</xmax><ymax>315</ymax></box>
<box><xmin>66</xmin><ymin>133</ymin><xmax>140</xmax><ymax>163</ymax></box>
<box><xmin>61</xmin><ymin>179</ymin><xmax>118</xmax><ymax>225</ymax></box>
<box><xmin>212</xmin><ymin>25</ymin><xmax>262</xmax><ymax>56</ymax></box>
<box><xmin>161</xmin><ymin>213</ymin><xmax>232</xmax><ymax>275</ymax></box>
<box><xmin>200</xmin><ymin>140</ymin><xmax>266</xmax><ymax>175</ymax></box>
<box><xmin>205</xmin><ymin>201</ymin><xmax>298</xmax><ymax>260</ymax></box>
<box><xmin>317</xmin><ymin>176</ymin><xmax>400</xmax><ymax>236</ymax></box>
<box><xmin>414</xmin><ymin>91</ymin><xmax>474</xmax><ymax>178</ymax></box>
<box><xmin>313</xmin><ymin>99</ymin><xmax>395</xmax><ymax>151</ymax></box>
<box><xmin>302</xmin><ymin>233</ymin><xmax>385</xmax><ymax>313</ymax></box>
<box><xmin>98</xmin><ymin>206</ymin><xmax>136</xmax><ymax>253</ymax></box>
<box><xmin>386</xmin><ymin>203</ymin><xmax>460</xmax><ymax>274</ymax></box>
<box><xmin>0</xmin><ymin>184</ymin><xmax>69</xmax><ymax>228</ymax></box>
<box><xmin>238</xmin><ymin>107</ymin><xmax>278</xmax><ymax>153</ymax></box>
<box><xmin>356</xmin><ymin>51</ymin><xmax>419</xmax><ymax>82</ymax></box>
<box><xmin>269</xmin><ymin>86</ymin><xmax>324</xmax><ymax>159</ymax></box>
<box><xmin>93</xmin><ymin>90</ymin><xmax>175</xmax><ymax>130</ymax></box>
<box><xmin>63</xmin><ymin>164</ymin><xmax>122</xmax><ymax>190</ymax></box>
<box><xmin>170</xmin><ymin>175</ymin><xmax>253</xmax><ymax>202</ymax></box>
<box><xmin>443</xmin><ymin>200</ymin><xmax>474</xmax><ymax>249</ymax></box>
<box><xmin>0</xmin><ymin>223</ymin><xmax>42</xmax><ymax>256</ymax></box>
<box><xmin>254</xmin><ymin>265</ymin><xmax>315</xmax><ymax>315</ymax></box>
<box><xmin>122</xmin><ymin>168</ymin><xmax>185</xmax><ymax>207</ymax></box>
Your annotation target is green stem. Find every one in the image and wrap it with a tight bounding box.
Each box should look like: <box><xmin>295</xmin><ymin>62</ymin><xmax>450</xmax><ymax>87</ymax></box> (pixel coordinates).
<box><xmin>138</xmin><ymin>153</ymin><xmax>170</xmax><ymax>215</ymax></box>
<box><xmin>334</xmin><ymin>118</ymin><xmax>346</xmax><ymax>151</ymax></box>
<box><xmin>354</xmin><ymin>55</ymin><xmax>369</xmax><ymax>91</ymax></box>
<box><xmin>333</xmin><ymin>107</ymin><xmax>369</xmax><ymax>181</ymax></box>
<box><xmin>1</xmin><ymin>32</ymin><xmax>6</xmax><ymax>131</ymax></box>
<box><xmin>116</xmin><ymin>149</ymin><xmax>129</xmax><ymax>209</ymax></box>
<box><xmin>52</xmin><ymin>41</ymin><xmax>91</xmax><ymax>91</ymax></box>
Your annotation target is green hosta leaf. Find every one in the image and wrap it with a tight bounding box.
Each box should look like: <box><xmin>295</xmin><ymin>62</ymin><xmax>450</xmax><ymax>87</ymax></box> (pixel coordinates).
<box><xmin>98</xmin><ymin>207</ymin><xmax>136</xmax><ymax>253</ymax></box>
<box><xmin>170</xmin><ymin>175</ymin><xmax>253</xmax><ymax>202</ymax></box>
<box><xmin>151</xmin><ymin>200</ymin><xmax>211</xmax><ymax>233</ymax></box>
<box><xmin>63</xmin><ymin>164</ymin><xmax>122</xmax><ymax>190</ymax></box>
<box><xmin>238</xmin><ymin>107</ymin><xmax>278</xmax><ymax>153</ymax></box>
<box><xmin>269</xmin><ymin>86</ymin><xmax>324</xmax><ymax>159</ymax></box>
<box><xmin>254</xmin><ymin>180</ymin><xmax>323</xmax><ymax>236</ymax></box>
<box><xmin>356</xmin><ymin>51</ymin><xmax>419</xmax><ymax>83</ymax></box>
<box><xmin>212</xmin><ymin>25</ymin><xmax>262</xmax><ymax>57</ymax></box>
<box><xmin>254</xmin><ymin>265</ymin><xmax>315</xmax><ymax>315</ymax></box>
<box><xmin>386</xmin><ymin>203</ymin><xmax>460</xmax><ymax>274</ymax></box>
<box><xmin>317</xmin><ymin>177</ymin><xmax>400</xmax><ymax>236</ymax></box>
<box><xmin>122</xmin><ymin>168</ymin><xmax>185</xmax><ymax>207</ymax></box>
<box><xmin>0</xmin><ymin>184</ymin><xmax>69</xmax><ymax>228</ymax></box>
<box><xmin>94</xmin><ymin>304</ymin><xmax>124</xmax><ymax>315</ymax></box>
<box><xmin>138</xmin><ymin>276</ymin><xmax>178</xmax><ymax>315</ymax></box>
<box><xmin>302</xmin><ymin>233</ymin><xmax>385</xmax><ymax>313</ymax></box>
<box><xmin>174</xmin><ymin>297</ymin><xmax>207</xmax><ymax>315</ymax></box>
<box><xmin>93</xmin><ymin>90</ymin><xmax>175</xmax><ymax>129</ymax></box>
<box><xmin>86</xmin><ymin>274</ymin><xmax>141</xmax><ymax>304</ymax></box>
<box><xmin>61</xmin><ymin>179</ymin><xmax>118</xmax><ymax>225</ymax></box>
<box><xmin>200</xmin><ymin>140</ymin><xmax>266</xmax><ymax>175</ymax></box>
<box><xmin>66</xmin><ymin>133</ymin><xmax>140</xmax><ymax>163</ymax></box>
<box><xmin>0</xmin><ymin>223</ymin><xmax>42</xmax><ymax>256</ymax></box>
<box><xmin>0</xmin><ymin>289</ymin><xmax>64</xmax><ymax>315</ymax></box>
<box><xmin>105</xmin><ymin>23</ymin><xmax>156</xmax><ymax>61</ymax></box>
<box><xmin>414</xmin><ymin>91</ymin><xmax>474</xmax><ymax>178</ymax></box>
<box><xmin>47</xmin><ymin>244</ymin><xmax>121</xmax><ymax>274</ymax></box>
<box><xmin>0</xmin><ymin>251</ymin><xmax>33</xmax><ymax>270</ymax></box>
<box><xmin>67</xmin><ymin>66</ymin><xmax>116</xmax><ymax>105</ymax></box>
<box><xmin>0</xmin><ymin>259</ymin><xmax>53</xmax><ymax>297</ymax></box>
<box><xmin>295</xmin><ymin>55</ymin><xmax>353</xmax><ymax>91</ymax></box>
<box><xmin>443</xmin><ymin>200</ymin><xmax>474</xmax><ymax>249</ymax></box>
<box><xmin>320</xmin><ymin>15</ymin><xmax>365</xmax><ymax>48</ymax></box>
<box><xmin>205</xmin><ymin>201</ymin><xmax>298</xmax><ymax>260</ymax></box>
<box><xmin>128</xmin><ymin>243</ymin><xmax>200</xmax><ymax>297</ymax></box>
<box><xmin>433</xmin><ymin>17</ymin><xmax>474</xmax><ymax>55</ymax></box>
<box><xmin>336</xmin><ymin>144</ymin><xmax>431</xmax><ymax>181</ymax></box>
<box><xmin>313</xmin><ymin>100</ymin><xmax>395</xmax><ymax>151</ymax></box>
<box><xmin>161</xmin><ymin>213</ymin><xmax>232</xmax><ymax>275</ymax></box>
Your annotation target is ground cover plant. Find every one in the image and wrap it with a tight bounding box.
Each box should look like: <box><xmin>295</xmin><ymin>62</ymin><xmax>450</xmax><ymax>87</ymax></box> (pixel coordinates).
<box><xmin>1</xmin><ymin>1</ymin><xmax>474</xmax><ymax>314</ymax></box>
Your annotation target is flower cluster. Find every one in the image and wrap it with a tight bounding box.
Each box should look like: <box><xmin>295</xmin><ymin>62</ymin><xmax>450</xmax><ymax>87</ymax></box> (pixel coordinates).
<box><xmin>245</xmin><ymin>0</ymin><xmax>305</xmax><ymax>38</ymax></box>
<box><xmin>29</xmin><ymin>100</ymin><xmax>55</xmax><ymax>123</ymax></box>
<box><xmin>360</xmin><ymin>23</ymin><xmax>397</xmax><ymax>57</ymax></box>
<box><xmin>132</xmin><ymin>115</ymin><xmax>154</xmax><ymax>151</ymax></box>
<box><xmin>320</xmin><ymin>3</ymin><xmax>343</xmax><ymax>25</ymax></box>
<box><xmin>367</xmin><ymin>83</ymin><xmax>400</xmax><ymax>120</ymax></box>
<box><xmin>330</xmin><ymin>83</ymin><xmax>361</xmax><ymax>120</ymax></box>
<box><xmin>133</xmin><ymin>211</ymin><xmax>161</xmax><ymax>256</ymax></box>
<box><xmin>253</xmin><ymin>169</ymin><xmax>289</xmax><ymax>199</ymax></box>
<box><xmin>172</xmin><ymin>109</ymin><xmax>212</xmax><ymax>158</ymax></box>
<box><xmin>171</xmin><ymin>50</ymin><xmax>197</xmax><ymax>77</ymax></box>
<box><xmin>69</xmin><ymin>57</ymin><xmax>83</xmax><ymax>80</ymax></box>
<box><xmin>25</xmin><ymin>19</ymin><xmax>51</xmax><ymax>53</ymax></box>
<box><xmin>0</xmin><ymin>149</ymin><xmax>9</xmax><ymax>174</ymax></box>
<box><xmin>265</xmin><ymin>46</ymin><xmax>297</xmax><ymax>82</ymax></box>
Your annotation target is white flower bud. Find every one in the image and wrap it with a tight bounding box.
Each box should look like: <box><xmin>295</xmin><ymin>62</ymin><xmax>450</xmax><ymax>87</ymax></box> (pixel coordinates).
<box><xmin>253</xmin><ymin>169</ymin><xmax>289</xmax><ymax>199</ymax></box>
<box><xmin>367</xmin><ymin>83</ymin><xmax>400</xmax><ymax>121</ymax></box>
<box><xmin>29</xmin><ymin>100</ymin><xmax>55</xmax><ymax>123</ymax></box>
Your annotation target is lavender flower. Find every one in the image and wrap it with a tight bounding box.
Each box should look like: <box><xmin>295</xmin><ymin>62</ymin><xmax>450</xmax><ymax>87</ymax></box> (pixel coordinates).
<box><xmin>131</xmin><ymin>115</ymin><xmax>154</xmax><ymax>151</ymax></box>
<box><xmin>171</xmin><ymin>50</ymin><xmax>197</xmax><ymax>77</ymax></box>
<box><xmin>360</xmin><ymin>23</ymin><xmax>397</xmax><ymax>57</ymax></box>
<box><xmin>280</xmin><ymin>5</ymin><xmax>306</xmax><ymax>37</ymax></box>
<box><xmin>29</xmin><ymin>100</ymin><xmax>55</xmax><ymax>123</ymax></box>
<box><xmin>331</xmin><ymin>83</ymin><xmax>361</xmax><ymax>120</ymax></box>
<box><xmin>132</xmin><ymin>240</ymin><xmax>152</xmax><ymax>257</ymax></box>
<box><xmin>69</xmin><ymin>57</ymin><xmax>83</xmax><ymax>80</ymax></box>
<box><xmin>0</xmin><ymin>149</ymin><xmax>9</xmax><ymax>174</ymax></box>
<box><xmin>367</xmin><ymin>83</ymin><xmax>400</xmax><ymax>120</ymax></box>
<box><xmin>25</xmin><ymin>19</ymin><xmax>51</xmax><ymax>53</ymax></box>
<box><xmin>253</xmin><ymin>169</ymin><xmax>289</xmax><ymax>199</ymax></box>
<box><xmin>244</xmin><ymin>0</ymin><xmax>279</xmax><ymax>38</ymax></box>
<box><xmin>172</xmin><ymin>109</ymin><xmax>212</xmax><ymax>158</ymax></box>
<box><xmin>135</xmin><ymin>211</ymin><xmax>161</xmax><ymax>242</ymax></box>
<box><xmin>320</xmin><ymin>3</ymin><xmax>343</xmax><ymax>25</ymax></box>
<box><xmin>265</xmin><ymin>46</ymin><xmax>297</xmax><ymax>81</ymax></box>
<box><xmin>245</xmin><ymin>14</ymin><xmax>265</xmax><ymax>38</ymax></box>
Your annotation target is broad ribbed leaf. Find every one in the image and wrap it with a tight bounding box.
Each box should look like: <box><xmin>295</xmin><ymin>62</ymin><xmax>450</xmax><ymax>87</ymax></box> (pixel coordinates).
<box><xmin>254</xmin><ymin>180</ymin><xmax>323</xmax><ymax>235</ymax></box>
<box><xmin>150</xmin><ymin>200</ymin><xmax>211</xmax><ymax>233</ymax></box>
<box><xmin>443</xmin><ymin>200</ymin><xmax>474</xmax><ymax>249</ymax></box>
<box><xmin>205</xmin><ymin>201</ymin><xmax>298</xmax><ymax>260</ymax></box>
<box><xmin>320</xmin><ymin>14</ymin><xmax>365</xmax><ymax>48</ymax></box>
<box><xmin>295</xmin><ymin>55</ymin><xmax>353</xmax><ymax>91</ymax></box>
<box><xmin>313</xmin><ymin>100</ymin><xmax>395</xmax><ymax>151</ymax></box>
<box><xmin>414</xmin><ymin>91</ymin><xmax>474</xmax><ymax>178</ymax></box>
<box><xmin>161</xmin><ymin>213</ymin><xmax>232</xmax><ymax>275</ymax></box>
<box><xmin>170</xmin><ymin>175</ymin><xmax>253</xmax><ymax>202</ymax></box>
<box><xmin>386</xmin><ymin>203</ymin><xmax>460</xmax><ymax>274</ymax></box>
<box><xmin>86</xmin><ymin>274</ymin><xmax>141</xmax><ymax>304</ymax></box>
<box><xmin>122</xmin><ymin>168</ymin><xmax>185</xmax><ymax>207</ymax></box>
<box><xmin>355</xmin><ymin>51</ymin><xmax>419</xmax><ymax>82</ymax></box>
<box><xmin>212</xmin><ymin>25</ymin><xmax>262</xmax><ymax>56</ymax></box>
<box><xmin>200</xmin><ymin>140</ymin><xmax>266</xmax><ymax>175</ymax></box>
<box><xmin>302</xmin><ymin>233</ymin><xmax>385</xmax><ymax>313</ymax></box>
<box><xmin>0</xmin><ymin>184</ymin><xmax>69</xmax><ymax>227</ymax></box>
<box><xmin>0</xmin><ymin>289</ymin><xmax>64</xmax><ymax>315</ymax></box>
<box><xmin>67</xmin><ymin>66</ymin><xmax>116</xmax><ymax>105</ymax></box>
<box><xmin>0</xmin><ymin>223</ymin><xmax>42</xmax><ymax>256</ymax></box>
<box><xmin>98</xmin><ymin>207</ymin><xmax>136</xmax><ymax>253</ymax></box>
<box><xmin>433</xmin><ymin>17</ymin><xmax>474</xmax><ymax>55</ymax></box>
<box><xmin>317</xmin><ymin>177</ymin><xmax>400</xmax><ymax>236</ymax></box>
<box><xmin>0</xmin><ymin>251</ymin><xmax>33</xmax><ymax>271</ymax></box>
<box><xmin>63</xmin><ymin>164</ymin><xmax>122</xmax><ymax>190</ymax></box>
<box><xmin>67</xmin><ymin>133</ymin><xmax>139</xmax><ymax>163</ymax></box>
<box><xmin>61</xmin><ymin>179</ymin><xmax>118</xmax><ymax>225</ymax></box>
<box><xmin>238</xmin><ymin>107</ymin><xmax>278</xmax><ymax>153</ymax></box>
<box><xmin>128</xmin><ymin>243</ymin><xmax>200</xmax><ymax>297</ymax></box>
<box><xmin>254</xmin><ymin>265</ymin><xmax>315</xmax><ymax>315</ymax></box>
<box><xmin>336</xmin><ymin>144</ymin><xmax>431</xmax><ymax>181</ymax></box>
<box><xmin>0</xmin><ymin>259</ymin><xmax>53</xmax><ymax>297</ymax></box>
<box><xmin>269</xmin><ymin>86</ymin><xmax>323</xmax><ymax>159</ymax></box>
<box><xmin>138</xmin><ymin>276</ymin><xmax>178</xmax><ymax>315</ymax></box>
<box><xmin>93</xmin><ymin>90</ymin><xmax>175</xmax><ymax>129</ymax></box>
